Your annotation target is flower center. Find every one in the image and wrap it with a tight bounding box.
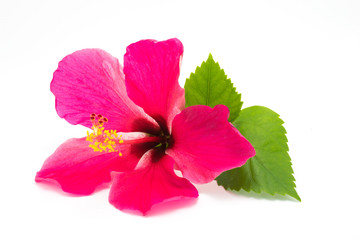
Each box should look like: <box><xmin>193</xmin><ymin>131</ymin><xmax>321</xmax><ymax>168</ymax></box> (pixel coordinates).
<box><xmin>86</xmin><ymin>114</ymin><xmax>172</xmax><ymax>157</ymax></box>
<box><xmin>154</xmin><ymin>134</ymin><xmax>171</xmax><ymax>149</ymax></box>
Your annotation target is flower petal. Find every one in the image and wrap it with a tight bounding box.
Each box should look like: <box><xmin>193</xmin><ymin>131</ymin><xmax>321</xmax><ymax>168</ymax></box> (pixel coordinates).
<box><xmin>124</xmin><ymin>39</ymin><xmax>185</xmax><ymax>132</ymax></box>
<box><xmin>109</xmin><ymin>150</ymin><xmax>198</xmax><ymax>215</ymax></box>
<box><xmin>51</xmin><ymin>49</ymin><xmax>160</xmax><ymax>133</ymax></box>
<box><xmin>167</xmin><ymin>105</ymin><xmax>256</xmax><ymax>184</ymax></box>
<box><xmin>35</xmin><ymin>137</ymin><xmax>140</xmax><ymax>195</ymax></box>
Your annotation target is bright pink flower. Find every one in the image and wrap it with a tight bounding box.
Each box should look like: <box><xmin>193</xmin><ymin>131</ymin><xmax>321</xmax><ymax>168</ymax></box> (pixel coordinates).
<box><xmin>36</xmin><ymin>38</ymin><xmax>255</xmax><ymax>215</ymax></box>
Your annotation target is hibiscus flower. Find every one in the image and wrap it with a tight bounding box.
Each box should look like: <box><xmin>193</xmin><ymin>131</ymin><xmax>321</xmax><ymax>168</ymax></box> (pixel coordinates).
<box><xmin>35</xmin><ymin>38</ymin><xmax>255</xmax><ymax>215</ymax></box>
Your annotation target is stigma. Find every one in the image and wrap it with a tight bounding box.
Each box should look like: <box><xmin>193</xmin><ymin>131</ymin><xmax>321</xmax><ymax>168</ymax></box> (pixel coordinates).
<box><xmin>86</xmin><ymin>114</ymin><xmax>123</xmax><ymax>156</ymax></box>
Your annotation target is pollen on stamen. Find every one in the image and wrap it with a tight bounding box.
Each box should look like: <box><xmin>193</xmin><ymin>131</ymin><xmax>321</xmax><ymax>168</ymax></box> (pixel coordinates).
<box><xmin>86</xmin><ymin>114</ymin><xmax>123</xmax><ymax>156</ymax></box>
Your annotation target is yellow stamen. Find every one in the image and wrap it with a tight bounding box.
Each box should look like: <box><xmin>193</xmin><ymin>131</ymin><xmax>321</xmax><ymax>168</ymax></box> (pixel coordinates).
<box><xmin>86</xmin><ymin>114</ymin><xmax>123</xmax><ymax>156</ymax></box>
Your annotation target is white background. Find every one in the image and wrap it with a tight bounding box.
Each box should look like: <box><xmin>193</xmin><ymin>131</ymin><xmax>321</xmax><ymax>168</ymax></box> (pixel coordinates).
<box><xmin>1</xmin><ymin>0</ymin><xmax>359</xmax><ymax>239</ymax></box>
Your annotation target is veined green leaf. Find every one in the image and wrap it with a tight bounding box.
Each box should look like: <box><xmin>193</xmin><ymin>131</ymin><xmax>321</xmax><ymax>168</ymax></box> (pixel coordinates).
<box><xmin>184</xmin><ymin>54</ymin><xmax>242</xmax><ymax>122</ymax></box>
<box><xmin>216</xmin><ymin>106</ymin><xmax>300</xmax><ymax>201</ymax></box>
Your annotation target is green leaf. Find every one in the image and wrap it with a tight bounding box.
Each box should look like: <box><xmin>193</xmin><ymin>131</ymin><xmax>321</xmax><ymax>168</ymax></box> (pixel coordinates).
<box><xmin>184</xmin><ymin>54</ymin><xmax>242</xmax><ymax>122</ymax></box>
<box><xmin>216</xmin><ymin>106</ymin><xmax>301</xmax><ymax>201</ymax></box>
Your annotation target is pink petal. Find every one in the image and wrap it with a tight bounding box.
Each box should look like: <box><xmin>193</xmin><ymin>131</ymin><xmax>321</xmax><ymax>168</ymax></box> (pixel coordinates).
<box><xmin>51</xmin><ymin>49</ymin><xmax>160</xmax><ymax>134</ymax></box>
<box><xmin>35</xmin><ymin>137</ymin><xmax>140</xmax><ymax>195</ymax></box>
<box><xmin>167</xmin><ymin>105</ymin><xmax>256</xmax><ymax>184</ymax></box>
<box><xmin>109</xmin><ymin>150</ymin><xmax>198</xmax><ymax>215</ymax></box>
<box><xmin>124</xmin><ymin>39</ymin><xmax>185</xmax><ymax>132</ymax></box>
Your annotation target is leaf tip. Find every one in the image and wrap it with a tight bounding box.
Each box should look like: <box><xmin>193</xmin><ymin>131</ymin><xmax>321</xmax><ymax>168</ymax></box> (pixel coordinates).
<box><xmin>293</xmin><ymin>191</ymin><xmax>301</xmax><ymax>202</ymax></box>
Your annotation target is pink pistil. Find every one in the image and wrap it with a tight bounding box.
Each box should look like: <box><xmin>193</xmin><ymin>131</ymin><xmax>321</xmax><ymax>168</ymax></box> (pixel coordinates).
<box><xmin>121</xmin><ymin>136</ymin><xmax>163</xmax><ymax>145</ymax></box>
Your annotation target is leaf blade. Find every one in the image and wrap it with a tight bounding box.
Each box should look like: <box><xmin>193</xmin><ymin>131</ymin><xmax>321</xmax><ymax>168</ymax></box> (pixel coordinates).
<box><xmin>184</xmin><ymin>54</ymin><xmax>242</xmax><ymax>122</ymax></box>
<box><xmin>216</xmin><ymin>106</ymin><xmax>300</xmax><ymax>201</ymax></box>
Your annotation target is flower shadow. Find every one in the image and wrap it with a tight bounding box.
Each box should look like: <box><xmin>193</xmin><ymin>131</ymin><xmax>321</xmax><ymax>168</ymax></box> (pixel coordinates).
<box><xmin>232</xmin><ymin>190</ymin><xmax>299</xmax><ymax>202</ymax></box>
<box><xmin>195</xmin><ymin>181</ymin><xmax>298</xmax><ymax>202</ymax></box>
<box><xmin>35</xmin><ymin>180</ymin><xmax>110</xmax><ymax>197</ymax></box>
<box><xmin>147</xmin><ymin>197</ymin><xmax>198</xmax><ymax>217</ymax></box>
<box><xmin>120</xmin><ymin>197</ymin><xmax>198</xmax><ymax>217</ymax></box>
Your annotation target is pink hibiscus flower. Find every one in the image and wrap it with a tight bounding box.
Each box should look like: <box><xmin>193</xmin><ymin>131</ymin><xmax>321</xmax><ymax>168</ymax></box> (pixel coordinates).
<box><xmin>35</xmin><ymin>38</ymin><xmax>255</xmax><ymax>215</ymax></box>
